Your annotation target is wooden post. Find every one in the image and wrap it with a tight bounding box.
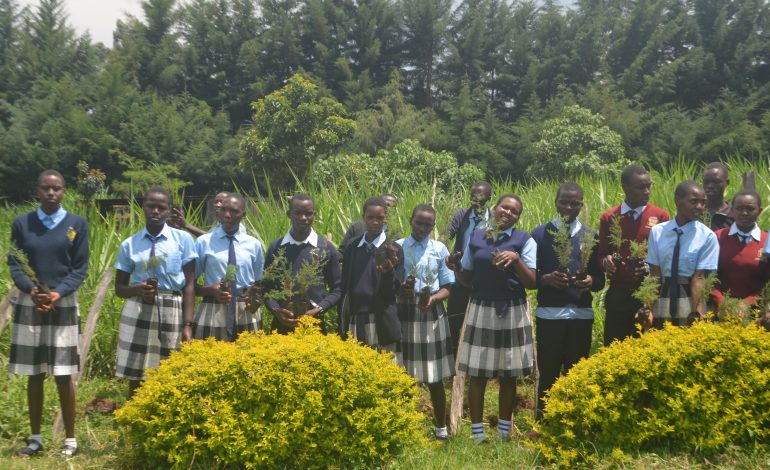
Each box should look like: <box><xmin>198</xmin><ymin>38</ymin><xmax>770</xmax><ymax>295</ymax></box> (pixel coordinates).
<box><xmin>0</xmin><ymin>287</ymin><xmax>19</xmax><ymax>335</ymax></box>
<box><xmin>449</xmin><ymin>319</ymin><xmax>468</xmax><ymax>435</ymax></box>
<box><xmin>53</xmin><ymin>269</ymin><xmax>113</xmax><ymax>437</ymax></box>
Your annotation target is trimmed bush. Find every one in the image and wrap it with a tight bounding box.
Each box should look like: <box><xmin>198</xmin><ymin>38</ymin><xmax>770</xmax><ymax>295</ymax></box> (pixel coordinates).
<box><xmin>532</xmin><ymin>322</ymin><xmax>770</xmax><ymax>466</ymax></box>
<box><xmin>115</xmin><ymin>318</ymin><xmax>423</xmax><ymax>469</ymax></box>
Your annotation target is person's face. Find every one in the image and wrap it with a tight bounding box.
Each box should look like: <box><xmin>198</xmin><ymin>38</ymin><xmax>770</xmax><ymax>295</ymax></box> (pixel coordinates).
<box><xmin>288</xmin><ymin>199</ymin><xmax>315</xmax><ymax>236</ymax></box>
<box><xmin>675</xmin><ymin>186</ymin><xmax>706</xmax><ymax>223</ymax></box>
<box><xmin>214</xmin><ymin>192</ymin><xmax>229</xmax><ymax>216</ymax></box>
<box><xmin>382</xmin><ymin>195</ymin><xmax>397</xmax><ymax>208</ymax></box>
<box><xmin>622</xmin><ymin>173</ymin><xmax>652</xmax><ymax>208</ymax></box>
<box><xmin>219</xmin><ymin>196</ymin><xmax>245</xmax><ymax>234</ymax></box>
<box><xmin>493</xmin><ymin>197</ymin><xmax>522</xmax><ymax>229</ymax></box>
<box><xmin>470</xmin><ymin>187</ymin><xmax>492</xmax><ymax>212</ymax></box>
<box><xmin>410</xmin><ymin>210</ymin><xmax>435</xmax><ymax>241</ymax></box>
<box><xmin>702</xmin><ymin>168</ymin><xmax>728</xmax><ymax>201</ymax></box>
<box><xmin>555</xmin><ymin>189</ymin><xmax>583</xmax><ymax>222</ymax></box>
<box><xmin>143</xmin><ymin>192</ymin><xmax>170</xmax><ymax>229</ymax></box>
<box><xmin>363</xmin><ymin>205</ymin><xmax>387</xmax><ymax>238</ymax></box>
<box><xmin>36</xmin><ymin>174</ymin><xmax>65</xmax><ymax>212</ymax></box>
<box><xmin>732</xmin><ymin>194</ymin><xmax>760</xmax><ymax>232</ymax></box>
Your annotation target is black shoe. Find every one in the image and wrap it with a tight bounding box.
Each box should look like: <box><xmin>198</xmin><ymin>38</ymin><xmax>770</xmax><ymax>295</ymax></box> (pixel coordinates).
<box><xmin>16</xmin><ymin>439</ymin><xmax>43</xmax><ymax>457</ymax></box>
<box><xmin>60</xmin><ymin>444</ymin><xmax>79</xmax><ymax>457</ymax></box>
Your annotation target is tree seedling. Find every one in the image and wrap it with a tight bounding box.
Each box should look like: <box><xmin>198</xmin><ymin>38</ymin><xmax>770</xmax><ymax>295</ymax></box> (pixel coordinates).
<box><xmin>609</xmin><ymin>215</ymin><xmax>625</xmax><ymax>269</ymax></box>
<box><xmin>417</xmin><ymin>263</ymin><xmax>438</xmax><ymax>311</ymax></box>
<box><xmin>632</xmin><ymin>275</ymin><xmax>660</xmax><ymax>326</ymax></box>
<box><xmin>576</xmin><ymin>228</ymin><xmax>598</xmax><ymax>282</ymax></box>
<box><xmin>9</xmin><ymin>245</ymin><xmax>51</xmax><ymax>295</ymax></box>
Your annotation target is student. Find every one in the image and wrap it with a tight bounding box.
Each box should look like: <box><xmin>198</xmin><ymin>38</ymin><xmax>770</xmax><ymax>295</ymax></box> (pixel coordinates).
<box><xmin>339</xmin><ymin>197</ymin><xmax>403</xmax><ymax>353</ymax></box>
<box><xmin>338</xmin><ymin>193</ymin><xmax>397</xmax><ymax>257</ymax></box>
<box><xmin>647</xmin><ymin>181</ymin><xmax>719</xmax><ymax>327</ymax></box>
<box><xmin>168</xmin><ymin>191</ymin><xmax>231</xmax><ymax>237</ymax></box>
<box><xmin>264</xmin><ymin>194</ymin><xmax>342</xmax><ymax>334</ymax></box>
<box><xmin>702</xmin><ymin>162</ymin><xmax>734</xmax><ymax>231</ymax></box>
<box><xmin>397</xmin><ymin>204</ymin><xmax>455</xmax><ymax>441</ymax></box>
<box><xmin>447</xmin><ymin>194</ymin><xmax>536</xmax><ymax>443</ymax></box>
<box><xmin>9</xmin><ymin>170</ymin><xmax>89</xmax><ymax>457</ymax></box>
<box><xmin>530</xmin><ymin>182</ymin><xmax>604</xmax><ymax>420</ymax></box>
<box><xmin>194</xmin><ymin>193</ymin><xmax>264</xmax><ymax>340</ymax></box>
<box><xmin>713</xmin><ymin>191</ymin><xmax>769</xmax><ymax>310</ymax></box>
<box><xmin>598</xmin><ymin>164</ymin><xmax>670</xmax><ymax>345</ymax></box>
<box><xmin>445</xmin><ymin>181</ymin><xmax>492</xmax><ymax>354</ymax></box>
<box><xmin>114</xmin><ymin>187</ymin><xmax>197</xmax><ymax>397</ymax></box>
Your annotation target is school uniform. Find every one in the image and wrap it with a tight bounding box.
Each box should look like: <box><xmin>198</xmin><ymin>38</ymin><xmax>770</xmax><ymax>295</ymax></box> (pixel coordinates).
<box><xmin>598</xmin><ymin>202</ymin><xmax>669</xmax><ymax>345</ymax></box>
<box><xmin>194</xmin><ymin>225</ymin><xmax>264</xmax><ymax>340</ymax></box>
<box><xmin>264</xmin><ymin>228</ymin><xmax>342</xmax><ymax>334</ymax></box>
<box><xmin>531</xmin><ymin>218</ymin><xmax>604</xmax><ymax>418</ymax></box>
<box><xmin>114</xmin><ymin>224</ymin><xmax>197</xmax><ymax>380</ymax></box>
<box><xmin>396</xmin><ymin>235</ymin><xmax>455</xmax><ymax>384</ymax></box>
<box><xmin>339</xmin><ymin>231</ymin><xmax>403</xmax><ymax>353</ymax></box>
<box><xmin>711</xmin><ymin>224</ymin><xmax>769</xmax><ymax>305</ymax></box>
<box><xmin>647</xmin><ymin>219</ymin><xmax>719</xmax><ymax>327</ymax></box>
<box><xmin>445</xmin><ymin>207</ymin><xmax>490</xmax><ymax>355</ymax></box>
<box><xmin>8</xmin><ymin>208</ymin><xmax>89</xmax><ymax>376</ymax></box>
<box><xmin>456</xmin><ymin>227</ymin><xmax>536</xmax><ymax>378</ymax></box>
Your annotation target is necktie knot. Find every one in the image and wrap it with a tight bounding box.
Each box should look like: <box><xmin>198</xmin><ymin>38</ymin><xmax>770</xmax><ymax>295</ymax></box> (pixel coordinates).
<box><xmin>674</xmin><ymin>227</ymin><xmax>684</xmax><ymax>237</ymax></box>
<box><xmin>366</xmin><ymin>243</ymin><xmax>374</xmax><ymax>253</ymax></box>
<box><xmin>739</xmin><ymin>233</ymin><xmax>750</xmax><ymax>244</ymax></box>
<box><xmin>628</xmin><ymin>209</ymin><xmax>638</xmax><ymax>220</ymax></box>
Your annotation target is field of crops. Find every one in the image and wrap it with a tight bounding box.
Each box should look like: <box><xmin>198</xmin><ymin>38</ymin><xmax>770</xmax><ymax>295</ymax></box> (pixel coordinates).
<box><xmin>1</xmin><ymin>157</ymin><xmax>770</xmax><ymax>467</ymax></box>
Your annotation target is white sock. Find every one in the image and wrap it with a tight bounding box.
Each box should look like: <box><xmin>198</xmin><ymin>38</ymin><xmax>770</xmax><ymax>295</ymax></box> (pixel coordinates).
<box><xmin>435</xmin><ymin>427</ymin><xmax>448</xmax><ymax>439</ymax></box>
<box><xmin>29</xmin><ymin>434</ymin><xmax>42</xmax><ymax>449</ymax></box>
<box><xmin>64</xmin><ymin>437</ymin><xmax>77</xmax><ymax>448</ymax></box>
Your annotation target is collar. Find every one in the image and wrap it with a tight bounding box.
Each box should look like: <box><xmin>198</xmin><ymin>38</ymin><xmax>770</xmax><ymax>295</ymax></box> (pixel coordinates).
<box><xmin>405</xmin><ymin>234</ymin><xmax>430</xmax><ymax>248</ymax></box>
<box><xmin>214</xmin><ymin>224</ymin><xmax>243</xmax><ymax>241</ymax></box>
<box><xmin>550</xmin><ymin>217</ymin><xmax>582</xmax><ymax>237</ymax></box>
<box><xmin>281</xmin><ymin>228</ymin><xmax>319</xmax><ymax>247</ymax></box>
<box><xmin>141</xmin><ymin>223</ymin><xmax>171</xmax><ymax>241</ymax></box>
<box><xmin>728</xmin><ymin>222</ymin><xmax>761</xmax><ymax>241</ymax></box>
<box><xmin>620</xmin><ymin>201</ymin><xmax>646</xmax><ymax>216</ymax></box>
<box><xmin>36</xmin><ymin>206</ymin><xmax>66</xmax><ymax>222</ymax></box>
<box><xmin>673</xmin><ymin>219</ymin><xmax>696</xmax><ymax>233</ymax></box>
<box><xmin>357</xmin><ymin>230</ymin><xmax>387</xmax><ymax>248</ymax></box>
<box><xmin>500</xmin><ymin>226</ymin><xmax>514</xmax><ymax>238</ymax></box>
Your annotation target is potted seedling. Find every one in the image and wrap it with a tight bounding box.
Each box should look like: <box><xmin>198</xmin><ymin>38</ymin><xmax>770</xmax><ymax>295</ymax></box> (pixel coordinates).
<box><xmin>632</xmin><ymin>275</ymin><xmax>660</xmax><ymax>326</ymax></box>
<box><xmin>9</xmin><ymin>245</ymin><xmax>51</xmax><ymax>295</ymax></box>
<box><xmin>608</xmin><ymin>215</ymin><xmax>625</xmax><ymax>270</ymax></box>
<box><xmin>688</xmin><ymin>272</ymin><xmax>718</xmax><ymax>325</ymax></box>
<box><xmin>246</xmin><ymin>280</ymin><xmax>266</xmax><ymax>313</ymax></box>
<box><xmin>575</xmin><ymin>228</ymin><xmax>598</xmax><ymax>282</ymax></box>
<box><xmin>716</xmin><ymin>292</ymin><xmax>746</xmax><ymax>324</ymax></box>
<box><xmin>374</xmin><ymin>212</ymin><xmax>402</xmax><ymax>272</ymax></box>
<box><xmin>219</xmin><ymin>264</ymin><xmax>237</xmax><ymax>296</ymax></box>
<box><xmin>141</xmin><ymin>254</ymin><xmax>167</xmax><ymax>299</ymax></box>
<box><xmin>291</xmin><ymin>248</ymin><xmax>327</xmax><ymax>317</ymax></box>
<box><xmin>548</xmin><ymin>216</ymin><xmax>573</xmax><ymax>276</ymax></box>
<box><xmin>402</xmin><ymin>250</ymin><xmax>419</xmax><ymax>300</ymax></box>
<box><xmin>417</xmin><ymin>264</ymin><xmax>438</xmax><ymax>311</ymax></box>
<box><xmin>628</xmin><ymin>239</ymin><xmax>648</xmax><ymax>275</ymax></box>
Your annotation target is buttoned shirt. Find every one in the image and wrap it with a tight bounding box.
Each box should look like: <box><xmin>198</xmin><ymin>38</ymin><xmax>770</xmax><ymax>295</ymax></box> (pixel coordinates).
<box><xmin>461</xmin><ymin>227</ymin><xmax>537</xmax><ymax>270</ymax></box>
<box><xmin>36</xmin><ymin>207</ymin><xmax>67</xmax><ymax>229</ymax></box>
<box><xmin>115</xmin><ymin>224</ymin><xmax>198</xmax><ymax>290</ymax></box>
<box><xmin>397</xmin><ymin>235</ymin><xmax>455</xmax><ymax>294</ymax></box>
<box><xmin>728</xmin><ymin>222</ymin><xmax>761</xmax><ymax>243</ymax></box>
<box><xmin>647</xmin><ymin>219</ymin><xmax>719</xmax><ymax>277</ymax></box>
<box><xmin>461</xmin><ymin>208</ymin><xmax>491</xmax><ymax>253</ymax></box>
<box><xmin>281</xmin><ymin>228</ymin><xmax>320</xmax><ymax>247</ymax></box>
<box><xmin>620</xmin><ymin>201</ymin><xmax>647</xmax><ymax>220</ymax></box>
<box><xmin>195</xmin><ymin>225</ymin><xmax>264</xmax><ymax>289</ymax></box>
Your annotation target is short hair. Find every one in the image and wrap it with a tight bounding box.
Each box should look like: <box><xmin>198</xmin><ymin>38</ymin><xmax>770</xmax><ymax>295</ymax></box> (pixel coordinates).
<box><xmin>471</xmin><ymin>181</ymin><xmax>492</xmax><ymax>194</ymax></box>
<box><xmin>410</xmin><ymin>204</ymin><xmax>436</xmax><ymax>220</ymax></box>
<box><xmin>620</xmin><ymin>164</ymin><xmax>649</xmax><ymax>185</ymax></box>
<box><xmin>380</xmin><ymin>193</ymin><xmax>398</xmax><ymax>207</ymax></box>
<box><xmin>289</xmin><ymin>193</ymin><xmax>314</xmax><ymax>209</ymax></box>
<box><xmin>732</xmin><ymin>190</ymin><xmax>761</xmax><ymax>207</ymax></box>
<box><xmin>144</xmin><ymin>187</ymin><xmax>171</xmax><ymax>204</ymax></box>
<box><xmin>704</xmin><ymin>161</ymin><xmax>728</xmax><ymax>178</ymax></box>
<box><xmin>495</xmin><ymin>193</ymin><xmax>523</xmax><ymax>211</ymax></box>
<box><xmin>674</xmin><ymin>180</ymin><xmax>701</xmax><ymax>200</ymax></box>
<box><xmin>36</xmin><ymin>169</ymin><xmax>65</xmax><ymax>187</ymax></box>
<box><xmin>556</xmin><ymin>182</ymin><xmax>583</xmax><ymax>200</ymax></box>
<box><xmin>226</xmin><ymin>192</ymin><xmax>247</xmax><ymax>209</ymax></box>
<box><xmin>362</xmin><ymin>196</ymin><xmax>388</xmax><ymax>215</ymax></box>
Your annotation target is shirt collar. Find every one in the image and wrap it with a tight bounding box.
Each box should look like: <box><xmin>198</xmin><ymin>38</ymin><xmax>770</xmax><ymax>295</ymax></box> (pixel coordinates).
<box><xmin>357</xmin><ymin>230</ymin><xmax>387</xmax><ymax>248</ymax></box>
<box><xmin>550</xmin><ymin>217</ymin><xmax>582</xmax><ymax>237</ymax></box>
<box><xmin>405</xmin><ymin>234</ymin><xmax>430</xmax><ymax>248</ymax></box>
<box><xmin>281</xmin><ymin>228</ymin><xmax>319</xmax><ymax>247</ymax></box>
<box><xmin>728</xmin><ymin>222</ymin><xmax>761</xmax><ymax>241</ymax></box>
<box><xmin>36</xmin><ymin>206</ymin><xmax>66</xmax><ymax>223</ymax></box>
<box><xmin>141</xmin><ymin>223</ymin><xmax>171</xmax><ymax>241</ymax></box>
<box><xmin>620</xmin><ymin>201</ymin><xmax>646</xmax><ymax>216</ymax></box>
<box><xmin>214</xmin><ymin>224</ymin><xmax>243</xmax><ymax>241</ymax></box>
<box><xmin>673</xmin><ymin>219</ymin><xmax>697</xmax><ymax>233</ymax></box>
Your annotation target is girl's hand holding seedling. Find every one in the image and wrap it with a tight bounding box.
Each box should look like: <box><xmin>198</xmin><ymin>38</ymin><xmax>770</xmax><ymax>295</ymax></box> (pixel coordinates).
<box><xmin>492</xmin><ymin>250</ymin><xmax>520</xmax><ymax>270</ymax></box>
<box><xmin>213</xmin><ymin>283</ymin><xmax>232</xmax><ymax>304</ymax></box>
<box><xmin>632</xmin><ymin>262</ymin><xmax>649</xmax><ymax>279</ymax></box>
<box><xmin>402</xmin><ymin>276</ymin><xmax>416</xmax><ymax>298</ymax></box>
<box><xmin>272</xmin><ymin>307</ymin><xmax>298</xmax><ymax>328</ymax></box>
<box><xmin>418</xmin><ymin>294</ymin><xmax>435</xmax><ymax>312</ymax></box>
<box><xmin>140</xmin><ymin>281</ymin><xmax>157</xmax><ymax>303</ymax></box>
<box><xmin>573</xmin><ymin>274</ymin><xmax>593</xmax><ymax>292</ymax></box>
<box><xmin>635</xmin><ymin>307</ymin><xmax>653</xmax><ymax>328</ymax></box>
<box><xmin>31</xmin><ymin>286</ymin><xmax>58</xmax><ymax>312</ymax></box>
<box><xmin>542</xmin><ymin>271</ymin><xmax>570</xmax><ymax>289</ymax></box>
<box><xmin>602</xmin><ymin>254</ymin><xmax>620</xmax><ymax>275</ymax></box>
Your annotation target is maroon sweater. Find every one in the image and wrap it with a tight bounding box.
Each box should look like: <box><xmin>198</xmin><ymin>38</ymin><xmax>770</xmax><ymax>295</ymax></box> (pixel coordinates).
<box><xmin>712</xmin><ymin>228</ymin><xmax>770</xmax><ymax>306</ymax></box>
<box><xmin>598</xmin><ymin>204</ymin><xmax>670</xmax><ymax>289</ymax></box>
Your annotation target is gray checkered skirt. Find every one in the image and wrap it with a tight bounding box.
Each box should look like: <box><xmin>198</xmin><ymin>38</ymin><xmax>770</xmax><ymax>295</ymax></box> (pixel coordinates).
<box><xmin>456</xmin><ymin>298</ymin><xmax>534</xmax><ymax>378</ymax></box>
<box><xmin>193</xmin><ymin>298</ymin><xmax>261</xmax><ymax>341</ymax></box>
<box><xmin>652</xmin><ymin>276</ymin><xmax>691</xmax><ymax>327</ymax></box>
<box><xmin>348</xmin><ymin>312</ymin><xmax>400</xmax><ymax>361</ymax></box>
<box><xmin>116</xmin><ymin>293</ymin><xmax>182</xmax><ymax>380</ymax></box>
<box><xmin>398</xmin><ymin>299</ymin><xmax>454</xmax><ymax>383</ymax></box>
<box><xmin>9</xmin><ymin>292</ymin><xmax>80</xmax><ymax>376</ymax></box>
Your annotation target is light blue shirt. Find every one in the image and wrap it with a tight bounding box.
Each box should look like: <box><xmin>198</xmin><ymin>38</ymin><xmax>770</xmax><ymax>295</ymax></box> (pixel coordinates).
<box><xmin>397</xmin><ymin>235</ymin><xmax>455</xmax><ymax>294</ymax></box>
<box><xmin>461</xmin><ymin>208</ymin><xmax>491</xmax><ymax>253</ymax></box>
<box><xmin>460</xmin><ymin>227</ymin><xmax>538</xmax><ymax>270</ymax></box>
<box><xmin>36</xmin><ymin>207</ymin><xmax>67</xmax><ymax>229</ymax></box>
<box><xmin>647</xmin><ymin>219</ymin><xmax>719</xmax><ymax>277</ymax></box>
<box><xmin>356</xmin><ymin>230</ymin><xmax>387</xmax><ymax>250</ymax></box>
<box><xmin>195</xmin><ymin>225</ymin><xmax>264</xmax><ymax>289</ymax></box>
<box><xmin>729</xmin><ymin>222</ymin><xmax>761</xmax><ymax>242</ymax></box>
<box><xmin>115</xmin><ymin>224</ymin><xmax>198</xmax><ymax>291</ymax></box>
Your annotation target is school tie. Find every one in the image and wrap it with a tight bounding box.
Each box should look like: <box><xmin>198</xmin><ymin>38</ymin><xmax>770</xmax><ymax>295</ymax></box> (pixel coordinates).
<box><xmin>226</xmin><ymin>235</ymin><xmax>237</xmax><ymax>341</ymax></box>
<box><xmin>366</xmin><ymin>243</ymin><xmax>374</xmax><ymax>253</ymax></box>
<box><xmin>738</xmin><ymin>233</ymin><xmax>750</xmax><ymax>244</ymax></box>
<box><xmin>146</xmin><ymin>234</ymin><xmax>159</xmax><ymax>266</ymax></box>
<box><xmin>146</xmin><ymin>234</ymin><xmax>162</xmax><ymax>339</ymax></box>
<box><xmin>628</xmin><ymin>209</ymin><xmax>638</xmax><ymax>221</ymax></box>
<box><xmin>669</xmin><ymin>227</ymin><xmax>684</xmax><ymax>317</ymax></box>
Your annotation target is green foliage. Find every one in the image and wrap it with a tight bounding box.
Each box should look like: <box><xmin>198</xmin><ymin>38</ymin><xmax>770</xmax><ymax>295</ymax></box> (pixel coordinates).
<box><xmin>75</xmin><ymin>160</ymin><xmax>107</xmax><ymax>200</ymax></box>
<box><xmin>533</xmin><ymin>322</ymin><xmax>770</xmax><ymax>466</ymax></box>
<box><xmin>7</xmin><ymin>244</ymin><xmax>39</xmax><ymax>285</ymax></box>
<box><xmin>111</xmin><ymin>156</ymin><xmax>190</xmax><ymax>197</ymax></box>
<box><xmin>115</xmin><ymin>318</ymin><xmax>423</xmax><ymax>468</ymax></box>
<box><xmin>527</xmin><ymin>105</ymin><xmax>630</xmax><ymax>181</ymax></box>
<box><xmin>221</xmin><ymin>264</ymin><xmax>237</xmax><ymax>284</ymax></box>
<box><xmin>609</xmin><ymin>215</ymin><xmax>624</xmax><ymax>253</ymax></box>
<box><xmin>578</xmin><ymin>227</ymin><xmax>598</xmax><ymax>273</ymax></box>
<box><xmin>240</xmin><ymin>74</ymin><xmax>355</xmax><ymax>187</ymax></box>
<box><xmin>548</xmin><ymin>216</ymin><xmax>574</xmax><ymax>270</ymax></box>
<box><xmin>314</xmin><ymin>139</ymin><xmax>484</xmax><ymax>195</ymax></box>
<box><xmin>628</xmin><ymin>239</ymin><xmax>648</xmax><ymax>260</ymax></box>
<box><xmin>632</xmin><ymin>275</ymin><xmax>660</xmax><ymax>308</ymax></box>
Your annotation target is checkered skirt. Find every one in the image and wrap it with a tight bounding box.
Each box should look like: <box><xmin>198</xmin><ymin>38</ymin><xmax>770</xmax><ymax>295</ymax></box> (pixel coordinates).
<box><xmin>398</xmin><ymin>299</ymin><xmax>454</xmax><ymax>383</ymax></box>
<box><xmin>652</xmin><ymin>277</ymin><xmax>692</xmax><ymax>327</ymax></box>
<box><xmin>9</xmin><ymin>292</ymin><xmax>80</xmax><ymax>376</ymax></box>
<box><xmin>456</xmin><ymin>298</ymin><xmax>534</xmax><ymax>378</ymax></box>
<box><xmin>348</xmin><ymin>312</ymin><xmax>401</xmax><ymax>361</ymax></box>
<box><xmin>194</xmin><ymin>298</ymin><xmax>261</xmax><ymax>341</ymax></box>
<box><xmin>116</xmin><ymin>293</ymin><xmax>182</xmax><ymax>380</ymax></box>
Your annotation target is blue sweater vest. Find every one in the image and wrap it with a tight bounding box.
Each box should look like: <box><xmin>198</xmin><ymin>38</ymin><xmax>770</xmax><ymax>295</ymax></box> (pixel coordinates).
<box><xmin>467</xmin><ymin>228</ymin><xmax>531</xmax><ymax>301</ymax></box>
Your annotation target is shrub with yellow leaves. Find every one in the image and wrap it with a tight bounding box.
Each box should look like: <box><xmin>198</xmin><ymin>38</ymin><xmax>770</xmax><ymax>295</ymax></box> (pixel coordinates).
<box><xmin>531</xmin><ymin>322</ymin><xmax>770</xmax><ymax>466</ymax></box>
<box><xmin>115</xmin><ymin>317</ymin><xmax>423</xmax><ymax>469</ymax></box>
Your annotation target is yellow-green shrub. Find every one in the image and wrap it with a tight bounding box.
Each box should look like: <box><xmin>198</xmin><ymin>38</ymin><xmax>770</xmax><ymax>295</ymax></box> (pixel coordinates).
<box><xmin>532</xmin><ymin>322</ymin><xmax>770</xmax><ymax>466</ymax></box>
<box><xmin>115</xmin><ymin>318</ymin><xmax>423</xmax><ymax>469</ymax></box>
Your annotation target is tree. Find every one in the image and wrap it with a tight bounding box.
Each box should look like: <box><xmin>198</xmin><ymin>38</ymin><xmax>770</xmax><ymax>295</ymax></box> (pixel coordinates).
<box><xmin>527</xmin><ymin>105</ymin><xmax>629</xmax><ymax>180</ymax></box>
<box><xmin>240</xmin><ymin>74</ymin><xmax>355</xmax><ymax>186</ymax></box>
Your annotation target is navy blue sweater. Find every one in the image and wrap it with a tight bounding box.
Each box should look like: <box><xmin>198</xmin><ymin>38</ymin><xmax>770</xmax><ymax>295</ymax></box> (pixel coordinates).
<box><xmin>9</xmin><ymin>211</ymin><xmax>89</xmax><ymax>297</ymax></box>
<box><xmin>467</xmin><ymin>228</ymin><xmax>531</xmax><ymax>301</ymax></box>
<box><xmin>530</xmin><ymin>222</ymin><xmax>605</xmax><ymax>308</ymax></box>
